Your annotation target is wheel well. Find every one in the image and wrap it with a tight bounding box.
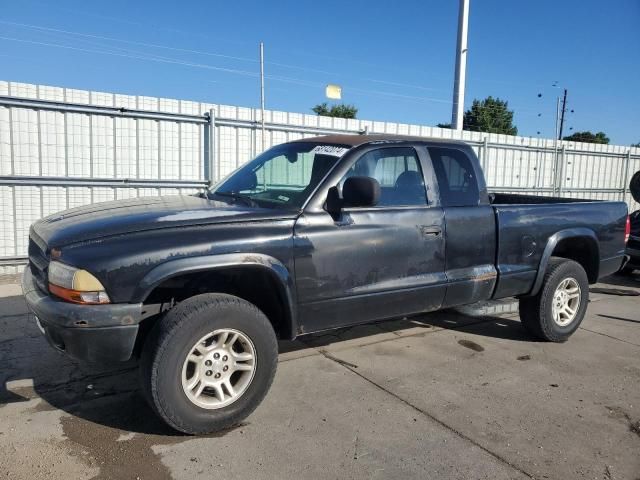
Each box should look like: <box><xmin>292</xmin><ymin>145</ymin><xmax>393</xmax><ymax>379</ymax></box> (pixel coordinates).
<box><xmin>551</xmin><ymin>236</ymin><xmax>599</xmax><ymax>283</ymax></box>
<box><xmin>136</xmin><ymin>267</ymin><xmax>293</xmax><ymax>351</ymax></box>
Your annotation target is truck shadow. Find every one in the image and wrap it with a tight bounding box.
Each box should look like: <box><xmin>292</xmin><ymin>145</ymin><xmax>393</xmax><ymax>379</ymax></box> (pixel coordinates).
<box><xmin>596</xmin><ymin>273</ymin><xmax>640</xmax><ymax>289</ymax></box>
<box><xmin>281</xmin><ymin>309</ymin><xmax>532</xmax><ymax>355</ymax></box>
<box><xmin>1</xmin><ymin>294</ymin><xmax>529</xmax><ymax>436</ymax></box>
<box><xmin>423</xmin><ymin>313</ymin><xmax>533</xmax><ymax>342</ymax></box>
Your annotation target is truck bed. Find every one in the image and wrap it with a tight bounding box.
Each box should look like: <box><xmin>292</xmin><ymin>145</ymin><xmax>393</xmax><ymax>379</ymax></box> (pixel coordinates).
<box><xmin>489</xmin><ymin>193</ymin><xmax>628</xmax><ymax>299</ymax></box>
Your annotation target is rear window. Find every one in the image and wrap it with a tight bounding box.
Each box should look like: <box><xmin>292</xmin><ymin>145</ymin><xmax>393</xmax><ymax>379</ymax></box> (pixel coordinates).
<box><xmin>428</xmin><ymin>147</ymin><xmax>479</xmax><ymax>207</ymax></box>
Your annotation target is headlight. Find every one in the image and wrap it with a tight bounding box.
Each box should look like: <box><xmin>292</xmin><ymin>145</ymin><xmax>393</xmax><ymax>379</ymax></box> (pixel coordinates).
<box><xmin>48</xmin><ymin>261</ymin><xmax>110</xmax><ymax>304</ymax></box>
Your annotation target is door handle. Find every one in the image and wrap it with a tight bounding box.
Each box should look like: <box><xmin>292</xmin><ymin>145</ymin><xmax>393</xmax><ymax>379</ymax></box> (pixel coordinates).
<box><xmin>420</xmin><ymin>225</ymin><xmax>442</xmax><ymax>237</ymax></box>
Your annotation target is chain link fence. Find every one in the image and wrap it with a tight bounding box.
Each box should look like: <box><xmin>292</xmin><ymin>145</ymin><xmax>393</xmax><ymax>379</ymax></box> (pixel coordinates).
<box><xmin>1</xmin><ymin>80</ymin><xmax>638</xmax><ymax>275</ymax></box>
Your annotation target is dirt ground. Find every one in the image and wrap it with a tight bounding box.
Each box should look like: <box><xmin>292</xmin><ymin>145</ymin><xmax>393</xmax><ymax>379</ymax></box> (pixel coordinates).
<box><xmin>1</xmin><ymin>273</ymin><xmax>639</xmax><ymax>479</ymax></box>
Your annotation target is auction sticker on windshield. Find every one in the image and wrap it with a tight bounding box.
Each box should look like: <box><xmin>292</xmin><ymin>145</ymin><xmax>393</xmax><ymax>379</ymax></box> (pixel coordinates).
<box><xmin>311</xmin><ymin>145</ymin><xmax>349</xmax><ymax>157</ymax></box>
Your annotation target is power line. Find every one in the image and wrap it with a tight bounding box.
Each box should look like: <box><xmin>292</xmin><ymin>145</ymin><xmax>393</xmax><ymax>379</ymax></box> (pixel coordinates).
<box><xmin>365</xmin><ymin>79</ymin><xmax>449</xmax><ymax>94</ymax></box>
<box><xmin>0</xmin><ymin>32</ymin><xmax>548</xmax><ymax>128</ymax></box>
<box><xmin>0</xmin><ymin>35</ymin><xmax>261</xmax><ymax>77</ymax></box>
<box><xmin>0</xmin><ymin>20</ymin><xmax>259</xmax><ymax>64</ymax></box>
<box><xmin>0</xmin><ymin>20</ymin><xmax>345</xmax><ymax>78</ymax></box>
<box><xmin>0</xmin><ymin>33</ymin><xmax>543</xmax><ymax>119</ymax></box>
<box><xmin>13</xmin><ymin>0</ymin><xmax>252</xmax><ymax>47</ymax></box>
<box><xmin>0</xmin><ymin>35</ymin><xmax>458</xmax><ymax>108</ymax></box>
<box><xmin>0</xmin><ymin>33</ymin><xmax>544</xmax><ymax>119</ymax></box>
<box><xmin>0</xmin><ymin>25</ymin><xmax>460</xmax><ymax>107</ymax></box>
<box><xmin>0</xmin><ymin>19</ymin><xmax>557</xmax><ymax>99</ymax></box>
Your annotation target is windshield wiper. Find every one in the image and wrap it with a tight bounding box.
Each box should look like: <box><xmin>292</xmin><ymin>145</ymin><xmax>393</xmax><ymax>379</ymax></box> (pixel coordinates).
<box><xmin>211</xmin><ymin>191</ymin><xmax>259</xmax><ymax>208</ymax></box>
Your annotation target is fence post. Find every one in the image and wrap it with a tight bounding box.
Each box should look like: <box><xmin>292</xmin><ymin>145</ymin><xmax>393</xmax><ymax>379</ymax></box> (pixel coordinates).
<box><xmin>557</xmin><ymin>145</ymin><xmax>566</xmax><ymax>196</ymax></box>
<box><xmin>552</xmin><ymin>144</ymin><xmax>560</xmax><ymax>195</ymax></box>
<box><xmin>481</xmin><ymin>137</ymin><xmax>488</xmax><ymax>171</ymax></box>
<box><xmin>206</xmin><ymin>108</ymin><xmax>216</xmax><ymax>185</ymax></box>
<box><xmin>621</xmin><ymin>149</ymin><xmax>631</xmax><ymax>202</ymax></box>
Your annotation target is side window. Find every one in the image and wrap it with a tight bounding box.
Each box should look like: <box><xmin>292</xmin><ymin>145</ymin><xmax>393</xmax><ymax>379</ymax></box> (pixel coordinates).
<box><xmin>428</xmin><ymin>147</ymin><xmax>479</xmax><ymax>207</ymax></box>
<box><xmin>340</xmin><ymin>147</ymin><xmax>427</xmax><ymax>206</ymax></box>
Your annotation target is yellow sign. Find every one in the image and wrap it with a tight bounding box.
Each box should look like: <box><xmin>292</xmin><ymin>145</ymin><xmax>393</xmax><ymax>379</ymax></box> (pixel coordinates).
<box><xmin>325</xmin><ymin>84</ymin><xmax>342</xmax><ymax>100</ymax></box>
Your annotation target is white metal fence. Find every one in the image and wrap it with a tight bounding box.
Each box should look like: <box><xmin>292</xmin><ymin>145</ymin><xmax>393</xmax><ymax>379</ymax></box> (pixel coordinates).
<box><xmin>1</xmin><ymin>80</ymin><xmax>639</xmax><ymax>274</ymax></box>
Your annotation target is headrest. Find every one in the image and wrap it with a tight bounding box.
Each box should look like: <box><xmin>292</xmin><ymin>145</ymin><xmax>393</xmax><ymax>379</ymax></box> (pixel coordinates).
<box><xmin>395</xmin><ymin>170</ymin><xmax>423</xmax><ymax>188</ymax></box>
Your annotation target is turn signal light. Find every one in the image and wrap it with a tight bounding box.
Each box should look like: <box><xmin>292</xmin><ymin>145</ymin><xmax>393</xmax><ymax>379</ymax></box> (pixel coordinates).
<box><xmin>49</xmin><ymin>283</ymin><xmax>110</xmax><ymax>305</ymax></box>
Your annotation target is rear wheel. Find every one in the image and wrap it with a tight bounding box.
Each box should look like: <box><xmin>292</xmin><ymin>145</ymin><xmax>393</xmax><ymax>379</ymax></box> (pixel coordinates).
<box><xmin>519</xmin><ymin>258</ymin><xmax>589</xmax><ymax>342</ymax></box>
<box><xmin>140</xmin><ymin>293</ymin><xmax>278</xmax><ymax>434</ymax></box>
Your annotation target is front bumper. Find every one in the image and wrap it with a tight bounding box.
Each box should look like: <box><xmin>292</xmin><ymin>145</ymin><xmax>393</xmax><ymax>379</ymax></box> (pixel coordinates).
<box><xmin>22</xmin><ymin>268</ymin><xmax>143</xmax><ymax>363</ymax></box>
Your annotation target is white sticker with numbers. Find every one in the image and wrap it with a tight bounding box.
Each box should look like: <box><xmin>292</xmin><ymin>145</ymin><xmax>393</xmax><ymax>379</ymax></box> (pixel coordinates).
<box><xmin>311</xmin><ymin>145</ymin><xmax>349</xmax><ymax>157</ymax></box>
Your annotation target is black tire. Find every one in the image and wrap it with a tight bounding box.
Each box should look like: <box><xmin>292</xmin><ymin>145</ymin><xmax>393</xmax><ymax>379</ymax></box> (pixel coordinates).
<box><xmin>140</xmin><ymin>293</ymin><xmax>278</xmax><ymax>435</ymax></box>
<box><xmin>519</xmin><ymin>257</ymin><xmax>589</xmax><ymax>342</ymax></box>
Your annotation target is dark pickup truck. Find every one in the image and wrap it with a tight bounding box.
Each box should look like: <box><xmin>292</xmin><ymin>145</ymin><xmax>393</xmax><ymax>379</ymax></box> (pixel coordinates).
<box><xmin>22</xmin><ymin>134</ymin><xmax>629</xmax><ymax>434</ymax></box>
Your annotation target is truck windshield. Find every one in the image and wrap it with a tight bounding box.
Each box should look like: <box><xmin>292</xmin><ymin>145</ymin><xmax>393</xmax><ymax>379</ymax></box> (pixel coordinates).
<box><xmin>209</xmin><ymin>142</ymin><xmax>349</xmax><ymax>209</ymax></box>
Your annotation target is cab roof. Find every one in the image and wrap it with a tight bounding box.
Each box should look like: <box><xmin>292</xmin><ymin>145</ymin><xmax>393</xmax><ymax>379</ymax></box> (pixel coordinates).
<box><xmin>289</xmin><ymin>134</ymin><xmax>468</xmax><ymax>148</ymax></box>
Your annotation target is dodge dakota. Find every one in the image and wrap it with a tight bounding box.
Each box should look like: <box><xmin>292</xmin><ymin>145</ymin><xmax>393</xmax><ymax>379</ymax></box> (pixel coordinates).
<box><xmin>22</xmin><ymin>134</ymin><xmax>629</xmax><ymax>434</ymax></box>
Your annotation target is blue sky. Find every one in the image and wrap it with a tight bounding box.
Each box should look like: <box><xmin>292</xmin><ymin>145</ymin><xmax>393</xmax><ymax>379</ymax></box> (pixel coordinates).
<box><xmin>0</xmin><ymin>0</ymin><xmax>638</xmax><ymax>145</ymax></box>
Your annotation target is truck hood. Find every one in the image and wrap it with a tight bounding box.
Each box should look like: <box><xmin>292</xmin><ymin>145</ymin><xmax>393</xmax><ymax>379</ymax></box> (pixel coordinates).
<box><xmin>32</xmin><ymin>195</ymin><xmax>297</xmax><ymax>247</ymax></box>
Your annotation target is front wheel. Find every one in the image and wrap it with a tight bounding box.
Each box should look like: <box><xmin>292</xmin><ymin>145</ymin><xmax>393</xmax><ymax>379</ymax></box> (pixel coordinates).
<box><xmin>140</xmin><ymin>293</ymin><xmax>278</xmax><ymax>434</ymax></box>
<box><xmin>519</xmin><ymin>258</ymin><xmax>589</xmax><ymax>342</ymax></box>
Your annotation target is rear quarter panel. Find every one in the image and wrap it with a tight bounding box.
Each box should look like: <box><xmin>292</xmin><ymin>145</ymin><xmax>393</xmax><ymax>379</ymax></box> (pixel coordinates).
<box><xmin>493</xmin><ymin>201</ymin><xmax>628</xmax><ymax>298</ymax></box>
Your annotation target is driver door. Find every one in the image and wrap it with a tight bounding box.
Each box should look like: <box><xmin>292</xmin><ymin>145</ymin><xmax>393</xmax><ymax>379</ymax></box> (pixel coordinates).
<box><xmin>293</xmin><ymin>145</ymin><xmax>447</xmax><ymax>333</ymax></box>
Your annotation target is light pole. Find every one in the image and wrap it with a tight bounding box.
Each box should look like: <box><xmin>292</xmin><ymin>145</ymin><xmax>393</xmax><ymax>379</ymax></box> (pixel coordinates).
<box><xmin>451</xmin><ymin>0</ymin><xmax>470</xmax><ymax>131</ymax></box>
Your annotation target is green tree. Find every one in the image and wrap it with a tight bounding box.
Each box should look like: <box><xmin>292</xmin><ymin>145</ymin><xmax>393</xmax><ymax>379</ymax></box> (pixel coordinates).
<box><xmin>463</xmin><ymin>96</ymin><xmax>518</xmax><ymax>135</ymax></box>
<box><xmin>562</xmin><ymin>131</ymin><xmax>610</xmax><ymax>144</ymax></box>
<box><xmin>436</xmin><ymin>122</ymin><xmax>452</xmax><ymax>129</ymax></box>
<box><xmin>631</xmin><ymin>141</ymin><xmax>640</xmax><ymax>147</ymax></box>
<box><xmin>312</xmin><ymin>103</ymin><xmax>358</xmax><ymax>119</ymax></box>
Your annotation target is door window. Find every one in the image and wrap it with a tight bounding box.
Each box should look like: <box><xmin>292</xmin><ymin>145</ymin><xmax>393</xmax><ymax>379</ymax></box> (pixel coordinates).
<box><xmin>340</xmin><ymin>147</ymin><xmax>427</xmax><ymax>206</ymax></box>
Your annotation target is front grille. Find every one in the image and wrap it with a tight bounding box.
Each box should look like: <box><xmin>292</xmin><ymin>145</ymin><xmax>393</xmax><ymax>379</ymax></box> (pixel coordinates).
<box><xmin>28</xmin><ymin>235</ymin><xmax>49</xmax><ymax>293</ymax></box>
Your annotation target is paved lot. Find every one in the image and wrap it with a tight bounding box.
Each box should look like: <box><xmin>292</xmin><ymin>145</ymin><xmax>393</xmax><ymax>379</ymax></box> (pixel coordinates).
<box><xmin>1</xmin><ymin>274</ymin><xmax>639</xmax><ymax>480</ymax></box>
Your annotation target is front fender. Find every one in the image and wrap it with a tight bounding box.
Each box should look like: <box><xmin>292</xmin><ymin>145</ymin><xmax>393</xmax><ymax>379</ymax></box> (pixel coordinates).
<box><xmin>134</xmin><ymin>253</ymin><xmax>298</xmax><ymax>338</ymax></box>
<box><xmin>529</xmin><ymin>227</ymin><xmax>599</xmax><ymax>296</ymax></box>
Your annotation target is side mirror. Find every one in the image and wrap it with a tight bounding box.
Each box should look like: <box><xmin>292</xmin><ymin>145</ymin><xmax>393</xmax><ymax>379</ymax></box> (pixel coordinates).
<box><xmin>342</xmin><ymin>176</ymin><xmax>381</xmax><ymax>208</ymax></box>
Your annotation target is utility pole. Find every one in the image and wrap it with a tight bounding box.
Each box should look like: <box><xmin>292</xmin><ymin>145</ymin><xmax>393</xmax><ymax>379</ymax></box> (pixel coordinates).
<box><xmin>558</xmin><ymin>88</ymin><xmax>568</xmax><ymax>140</ymax></box>
<box><xmin>451</xmin><ymin>0</ymin><xmax>470</xmax><ymax>131</ymax></box>
<box><xmin>259</xmin><ymin>42</ymin><xmax>266</xmax><ymax>151</ymax></box>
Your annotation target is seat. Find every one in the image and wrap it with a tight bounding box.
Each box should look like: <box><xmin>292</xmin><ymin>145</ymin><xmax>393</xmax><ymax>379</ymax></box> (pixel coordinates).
<box><xmin>394</xmin><ymin>170</ymin><xmax>426</xmax><ymax>204</ymax></box>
